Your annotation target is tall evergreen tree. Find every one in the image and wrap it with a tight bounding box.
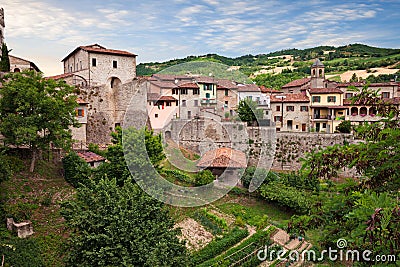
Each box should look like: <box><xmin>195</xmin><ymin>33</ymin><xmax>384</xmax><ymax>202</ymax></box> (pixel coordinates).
<box><xmin>0</xmin><ymin>43</ymin><xmax>10</xmax><ymax>72</ymax></box>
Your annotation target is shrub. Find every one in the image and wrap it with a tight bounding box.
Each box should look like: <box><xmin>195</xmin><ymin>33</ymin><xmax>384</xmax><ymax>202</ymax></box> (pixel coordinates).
<box><xmin>195</xmin><ymin>170</ymin><xmax>215</xmax><ymax>186</ymax></box>
<box><xmin>62</xmin><ymin>152</ymin><xmax>92</xmax><ymax>188</ymax></box>
<box><xmin>337</xmin><ymin>120</ymin><xmax>352</xmax><ymax>133</ymax></box>
<box><xmin>202</xmin><ymin>208</ymin><xmax>228</xmax><ymax>230</ymax></box>
<box><xmin>191</xmin><ymin>227</ymin><xmax>249</xmax><ymax>265</ymax></box>
<box><xmin>0</xmin><ymin>236</ymin><xmax>44</xmax><ymax>267</ymax></box>
<box><xmin>161</xmin><ymin>169</ymin><xmax>194</xmax><ymax>184</ymax></box>
<box><xmin>192</xmin><ymin>211</ymin><xmax>223</xmax><ymax>235</ymax></box>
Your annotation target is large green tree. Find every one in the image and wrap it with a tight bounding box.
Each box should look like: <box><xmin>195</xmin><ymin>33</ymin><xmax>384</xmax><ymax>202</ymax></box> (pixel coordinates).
<box><xmin>0</xmin><ymin>43</ymin><xmax>10</xmax><ymax>72</ymax></box>
<box><xmin>0</xmin><ymin>71</ymin><xmax>79</xmax><ymax>172</ymax></box>
<box><xmin>62</xmin><ymin>178</ymin><xmax>188</xmax><ymax>266</ymax></box>
<box><xmin>237</xmin><ymin>98</ymin><xmax>263</xmax><ymax>123</ymax></box>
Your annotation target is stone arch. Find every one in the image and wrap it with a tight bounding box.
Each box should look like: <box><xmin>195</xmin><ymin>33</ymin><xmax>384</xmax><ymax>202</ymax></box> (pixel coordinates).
<box><xmin>360</xmin><ymin>107</ymin><xmax>367</xmax><ymax>116</ymax></box>
<box><xmin>14</xmin><ymin>68</ymin><xmax>20</xmax><ymax>72</ymax></box>
<box><xmin>165</xmin><ymin>131</ymin><xmax>172</xmax><ymax>139</ymax></box>
<box><xmin>369</xmin><ymin>107</ymin><xmax>377</xmax><ymax>115</ymax></box>
<box><xmin>108</xmin><ymin>76</ymin><xmax>122</xmax><ymax>89</ymax></box>
<box><xmin>351</xmin><ymin>107</ymin><xmax>358</xmax><ymax>116</ymax></box>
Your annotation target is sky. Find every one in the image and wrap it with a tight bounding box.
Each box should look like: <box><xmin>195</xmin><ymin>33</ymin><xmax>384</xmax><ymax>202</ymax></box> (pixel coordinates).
<box><xmin>2</xmin><ymin>0</ymin><xmax>400</xmax><ymax>76</ymax></box>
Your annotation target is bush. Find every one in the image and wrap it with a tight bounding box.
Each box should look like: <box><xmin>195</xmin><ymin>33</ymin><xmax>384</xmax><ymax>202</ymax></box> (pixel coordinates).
<box><xmin>192</xmin><ymin>211</ymin><xmax>223</xmax><ymax>235</ymax></box>
<box><xmin>337</xmin><ymin>120</ymin><xmax>352</xmax><ymax>133</ymax></box>
<box><xmin>191</xmin><ymin>227</ymin><xmax>249</xmax><ymax>265</ymax></box>
<box><xmin>202</xmin><ymin>208</ymin><xmax>228</xmax><ymax>230</ymax></box>
<box><xmin>195</xmin><ymin>170</ymin><xmax>215</xmax><ymax>186</ymax></box>
<box><xmin>161</xmin><ymin>169</ymin><xmax>194</xmax><ymax>184</ymax></box>
<box><xmin>0</xmin><ymin>235</ymin><xmax>44</xmax><ymax>267</ymax></box>
<box><xmin>62</xmin><ymin>152</ymin><xmax>92</xmax><ymax>188</ymax></box>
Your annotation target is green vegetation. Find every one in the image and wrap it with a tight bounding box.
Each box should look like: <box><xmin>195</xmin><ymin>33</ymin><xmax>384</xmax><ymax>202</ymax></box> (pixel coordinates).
<box><xmin>237</xmin><ymin>98</ymin><xmax>264</xmax><ymax>123</ymax></box>
<box><xmin>194</xmin><ymin>170</ymin><xmax>215</xmax><ymax>186</ymax></box>
<box><xmin>0</xmin><ymin>71</ymin><xmax>79</xmax><ymax>172</ymax></box>
<box><xmin>0</xmin><ymin>43</ymin><xmax>10</xmax><ymax>72</ymax></box>
<box><xmin>191</xmin><ymin>227</ymin><xmax>249</xmax><ymax>265</ymax></box>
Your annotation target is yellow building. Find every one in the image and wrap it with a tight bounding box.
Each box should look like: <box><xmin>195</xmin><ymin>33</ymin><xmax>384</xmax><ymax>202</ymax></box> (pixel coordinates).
<box><xmin>308</xmin><ymin>88</ymin><xmax>346</xmax><ymax>133</ymax></box>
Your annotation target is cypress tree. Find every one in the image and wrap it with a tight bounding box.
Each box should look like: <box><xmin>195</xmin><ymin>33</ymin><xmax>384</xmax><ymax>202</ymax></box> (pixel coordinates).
<box><xmin>0</xmin><ymin>43</ymin><xmax>10</xmax><ymax>72</ymax></box>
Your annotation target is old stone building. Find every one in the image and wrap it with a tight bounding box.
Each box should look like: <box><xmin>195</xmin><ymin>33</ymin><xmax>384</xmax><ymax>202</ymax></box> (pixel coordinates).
<box><xmin>270</xmin><ymin>93</ymin><xmax>310</xmax><ymax>132</ymax></box>
<box><xmin>61</xmin><ymin>44</ymin><xmax>137</xmax><ymax>87</ymax></box>
<box><xmin>9</xmin><ymin>55</ymin><xmax>41</xmax><ymax>72</ymax></box>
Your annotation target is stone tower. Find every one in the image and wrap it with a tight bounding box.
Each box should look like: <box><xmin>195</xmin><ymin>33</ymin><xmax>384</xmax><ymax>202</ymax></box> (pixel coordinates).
<box><xmin>0</xmin><ymin>8</ymin><xmax>4</xmax><ymax>46</ymax></box>
<box><xmin>310</xmin><ymin>58</ymin><xmax>325</xmax><ymax>88</ymax></box>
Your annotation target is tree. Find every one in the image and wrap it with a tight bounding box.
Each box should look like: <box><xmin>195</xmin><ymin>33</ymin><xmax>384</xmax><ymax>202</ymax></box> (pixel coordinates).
<box><xmin>195</xmin><ymin>170</ymin><xmax>215</xmax><ymax>186</ymax></box>
<box><xmin>336</xmin><ymin>120</ymin><xmax>351</xmax><ymax>133</ymax></box>
<box><xmin>350</xmin><ymin>72</ymin><xmax>358</xmax><ymax>82</ymax></box>
<box><xmin>0</xmin><ymin>43</ymin><xmax>10</xmax><ymax>72</ymax></box>
<box><xmin>62</xmin><ymin>178</ymin><xmax>188</xmax><ymax>266</ymax></box>
<box><xmin>0</xmin><ymin>71</ymin><xmax>79</xmax><ymax>172</ymax></box>
<box><xmin>237</xmin><ymin>98</ymin><xmax>263</xmax><ymax>123</ymax></box>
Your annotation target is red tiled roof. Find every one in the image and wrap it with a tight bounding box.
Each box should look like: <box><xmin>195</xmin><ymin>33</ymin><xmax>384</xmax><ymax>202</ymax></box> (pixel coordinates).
<box><xmin>45</xmin><ymin>73</ymin><xmax>74</xmax><ymax>80</ymax></box>
<box><xmin>62</xmin><ymin>44</ymin><xmax>136</xmax><ymax>62</ymax></box>
<box><xmin>270</xmin><ymin>93</ymin><xmax>309</xmax><ymax>103</ymax></box>
<box><xmin>216</xmin><ymin>79</ymin><xmax>238</xmax><ymax>89</ymax></box>
<box><xmin>150</xmin><ymin>80</ymin><xmax>178</xmax><ymax>89</ymax></box>
<box><xmin>77</xmin><ymin>151</ymin><xmax>105</xmax><ymax>163</ymax></box>
<box><xmin>282</xmin><ymin>78</ymin><xmax>310</xmax><ymax>88</ymax></box>
<box><xmin>195</xmin><ymin>76</ymin><xmax>218</xmax><ymax>84</ymax></box>
<box><xmin>197</xmin><ymin>147</ymin><xmax>247</xmax><ymax>169</ymax></box>
<box><xmin>237</xmin><ymin>83</ymin><xmax>260</xmax><ymax>92</ymax></box>
<box><xmin>151</xmin><ymin>74</ymin><xmax>193</xmax><ymax>82</ymax></box>
<box><xmin>179</xmin><ymin>82</ymin><xmax>199</xmax><ymax>89</ymax></box>
<box><xmin>76</xmin><ymin>97</ymin><xmax>88</xmax><ymax>104</ymax></box>
<box><xmin>336</xmin><ymin>82</ymin><xmax>365</xmax><ymax>87</ymax></box>
<box><xmin>260</xmin><ymin>85</ymin><xmax>281</xmax><ymax>94</ymax></box>
<box><xmin>159</xmin><ymin>96</ymin><xmax>177</xmax><ymax>101</ymax></box>
<box><xmin>309</xmin><ymin>88</ymin><xmax>343</xmax><ymax>94</ymax></box>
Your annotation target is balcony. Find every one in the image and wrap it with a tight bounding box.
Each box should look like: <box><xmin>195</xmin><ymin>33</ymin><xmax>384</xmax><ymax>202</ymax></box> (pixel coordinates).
<box><xmin>201</xmin><ymin>98</ymin><xmax>217</xmax><ymax>104</ymax></box>
<box><xmin>313</xmin><ymin>114</ymin><xmax>329</xmax><ymax>120</ymax></box>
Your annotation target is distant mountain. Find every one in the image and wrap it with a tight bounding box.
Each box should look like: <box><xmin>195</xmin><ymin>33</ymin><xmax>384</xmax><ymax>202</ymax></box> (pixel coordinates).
<box><xmin>136</xmin><ymin>44</ymin><xmax>400</xmax><ymax>89</ymax></box>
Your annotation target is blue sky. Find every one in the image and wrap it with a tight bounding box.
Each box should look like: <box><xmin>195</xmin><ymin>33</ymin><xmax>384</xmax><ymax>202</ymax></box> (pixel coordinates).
<box><xmin>2</xmin><ymin>0</ymin><xmax>400</xmax><ymax>75</ymax></box>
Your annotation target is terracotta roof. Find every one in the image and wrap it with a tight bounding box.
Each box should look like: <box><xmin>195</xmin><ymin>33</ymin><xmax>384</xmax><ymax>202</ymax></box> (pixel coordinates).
<box><xmin>197</xmin><ymin>147</ymin><xmax>247</xmax><ymax>169</ymax></box>
<box><xmin>45</xmin><ymin>73</ymin><xmax>74</xmax><ymax>80</ymax></box>
<box><xmin>179</xmin><ymin>82</ymin><xmax>199</xmax><ymax>89</ymax></box>
<box><xmin>336</xmin><ymin>82</ymin><xmax>365</xmax><ymax>87</ymax></box>
<box><xmin>282</xmin><ymin>78</ymin><xmax>311</xmax><ymax>88</ymax></box>
<box><xmin>76</xmin><ymin>97</ymin><xmax>88</xmax><ymax>104</ymax></box>
<box><xmin>149</xmin><ymin>80</ymin><xmax>178</xmax><ymax>89</ymax></box>
<box><xmin>237</xmin><ymin>83</ymin><xmax>260</xmax><ymax>92</ymax></box>
<box><xmin>151</xmin><ymin>74</ymin><xmax>193</xmax><ymax>82</ymax></box>
<box><xmin>195</xmin><ymin>76</ymin><xmax>218</xmax><ymax>84</ymax></box>
<box><xmin>77</xmin><ymin>151</ymin><xmax>105</xmax><ymax>163</ymax></box>
<box><xmin>270</xmin><ymin>93</ymin><xmax>309</xmax><ymax>103</ymax></box>
<box><xmin>260</xmin><ymin>85</ymin><xmax>281</xmax><ymax>94</ymax></box>
<box><xmin>216</xmin><ymin>79</ymin><xmax>238</xmax><ymax>89</ymax></box>
<box><xmin>159</xmin><ymin>96</ymin><xmax>177</xmax><ymax>101</ymax></box>
<box><xmin>309</xmin><ymin>88</ymin><xmax>343</xmax><ymax>94</ymax></box>
<box><xmin>62</xmin><ymin>44</ymin><xmax>136</xmax><ymax>62</ymax></box>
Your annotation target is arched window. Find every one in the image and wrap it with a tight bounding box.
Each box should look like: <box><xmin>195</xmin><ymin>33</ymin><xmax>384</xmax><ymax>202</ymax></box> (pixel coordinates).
<box><xmin>319</xmin><ymin>69</ymin><xmax>323</xmax><ymax>76</ymax></box>
<box><xmin>351</xmin><ymin>107</ymin><xmax>358</xmax><ymax>116</ymax></box>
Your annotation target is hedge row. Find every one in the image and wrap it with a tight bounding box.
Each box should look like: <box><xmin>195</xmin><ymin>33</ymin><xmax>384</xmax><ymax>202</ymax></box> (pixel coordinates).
<box><xmin>202</xmin><ymin>208</ymin><xmax>228</xmax><ymax>230</ymax></box>
<box><xmin>192</xmin><ymin>210</ymin><xmax>223</xmax><ymax>235</ymax></box>
<box><xmin>191</xmin><ymin>227</ymin><xmax>249</xmax><ymax>265</ymax></box>
<box><xmin>198</xmin><ymin>226</ymin><xmax>276</xmax><ymax>267</ymax></box>
<box><xmin>161</xmin><ymin>169</ymin><xmax>194</xmax><ymax>184</ymax></box>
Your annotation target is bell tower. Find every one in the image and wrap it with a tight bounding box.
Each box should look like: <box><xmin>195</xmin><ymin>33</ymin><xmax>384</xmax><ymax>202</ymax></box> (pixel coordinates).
<box><xmin>0</xmin><ymin>8</ymin><xmax>4</xmax><ymax>46</ymax></box>
<box><xmin>310</xmin><ymin>58</ymin><xmax>325</xmax><ymax>88</ymax></box>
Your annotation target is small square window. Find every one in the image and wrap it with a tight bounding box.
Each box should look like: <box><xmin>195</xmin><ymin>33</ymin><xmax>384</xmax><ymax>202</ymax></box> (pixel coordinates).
<box><xmin>155</xmin><ymin>114</ymin><xmax>159</xmax><ymax>118</ymax></box>
<box><xmin>382</xmin><ymin>92</ymin><xmax>390</xmax><ymax>98</ymax></box>
<box><xmin>92</xmin><ymin>58</ymin><xmax>97</xmax><ymax>67</ymax></box>
<box><xmin>276</xmin><ymin>106</ymin><xmax>280</xmax><ymax>112</ymax></box>
<box><xmin>77</xmin><ymin>109</ymin><xmax>85</xmax><ymax>117</ymax></box>
<box><xmin>113</xmin><ymin>60</ymin><xmax>118</xmax><ymax>68</ymax></box>
<box><xmin>225</xmin><ymin>89</ymin><xmax>229</xmax><ymax>96</ymax></box>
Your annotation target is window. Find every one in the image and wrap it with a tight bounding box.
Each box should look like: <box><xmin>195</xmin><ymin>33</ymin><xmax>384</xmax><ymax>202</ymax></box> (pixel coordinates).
<box><xmin>194</xmin><ymin>100</ymin><xmax>198</xmax><ymax>107</ymax></box>
<box><xmin>286</xmin><ymin>106</ymin><xmax>294</xmax><ymax>112</ymax></box>
<box><xmin>265</xmin><ymin>110</ymin><xmax>269</xmax><ymax>115</ymax></box>
<box><xmin>247</xmin><ymin>96</ymin><xmax>253</xmax><ymax>100</ymax></box>
<box><xmin>113</xmin><ymin>60</ymin><xmax>118</xmax><ymax>68</ymax></box>
<box><xmin>188</xmin><ymin>111</ymin><xmax>191</xmax><ymax>119</ymax></box>
<box><xmin>204</xmin><ymin>84</ymin><xmax>213</xmax><ymax>90</ymax></box>
<box><xmin>276</xmin><ymin>128</ymin><xmax>281</xmax><ymax>132</ymax></box>
<box><xmin>345</xmin><ymin>93</ymin><xmax>353</xmax><ymax>99</ymax></box>
<box><xmin>172</xmin><ymin>89</ymin><xmax>178</xmax><ymax>95</ymax></box>
<box><xmin>180</xmin><ymin>88</ymin><xmax>188</xmax><ymax>95</ymax></box>
<box><xmin>225</xmin><ymin>89</ymin><xmax>229</xmax><ymax>96</ymax></box>
<box><xmin>382</xmin><ymin>92</ymin><xmax>390</xmax><ymax>98</ymax></box>
<box><xmin>276</xmin><ymin>105</ymin><xmax>280</xmax><ymax>112</ymax></box>
<box><xmin>182</xmin><ymin>100</ymin><xmax>186</xmax><ymax>107</ymax></box>
<box><xmin>327</xmin><ymin>96</ymin><xmax>336</xmax><ymax>103</ymax></box>
<box><xmin>274</xmin><ymin>116</ymin><xmax>282</xmax><ymax>122</ymax></box>
<box><xmin>300</xmin><ymin>106</ymin><xmax>308</xmax><ymax>112</ymax></box>
<box><xmin>155</xmin><ymin>114</ymin><xmax>158</xmax><ymax>118</ymax></box>
<box><xmin>77</xmin><ymin>109</ymin><xmax>85</xmax><ymax>117</ymax></box>
<box><xmin>92</xmin><ymin>58</ymin><xmax>97</xmax><ymax>67</ymax></box>
<box><xmin>193</xmin><ymin>88</ymin><xmax>200</xmax><ymax>95</ymax></box>
<box><xmin>312</xmin><ymin>96</ymin><xmax>321</xmax><ymax>103</ymax></box>
<box><xmin>205</xmin><ymin>93</ymin><xmax>210</xmax><ymax>99</ymax></box>
<box><xmin>80</xmin><ymin>61</ymin><xmax>83</xmax><ymax>70</ymax></box>
<box><xmin>225</xmin><ymin>101</ymin><xmax>229</xmax><ymax>106</ymax></box>
<box><xmin>166</xmin><ymin>102</ymin><xmax>171</xmax><ymax>106</ymax></box>
<box><xmin>322</xmin><ymin>123</ymin><xmax>327</xmax><ymax>128</ymax></box>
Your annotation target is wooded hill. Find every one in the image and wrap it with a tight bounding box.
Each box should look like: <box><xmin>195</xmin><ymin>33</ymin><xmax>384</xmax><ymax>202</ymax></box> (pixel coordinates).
<box><xmin>137</xmin><ymin>43</ymin><xmax>400</xmax><ymax>84</ymax></box>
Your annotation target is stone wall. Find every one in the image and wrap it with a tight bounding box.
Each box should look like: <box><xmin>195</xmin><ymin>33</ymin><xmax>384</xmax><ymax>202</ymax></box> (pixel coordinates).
<box><xmin>78</xmin><ymin>78</ymin><xmax>148</xmax><ymax>144</ymax></box>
